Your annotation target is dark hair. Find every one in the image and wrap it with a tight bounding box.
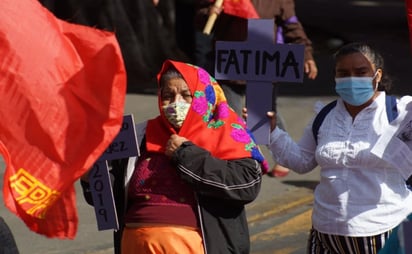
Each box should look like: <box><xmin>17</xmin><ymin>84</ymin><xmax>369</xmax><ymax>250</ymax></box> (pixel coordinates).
<box><xmin>334</xmin><ymin>42</ymin><xmax>393</xmax><ymax>92</ymax></box>
<box><xmin>159</xmin><ymin>68</ymin><xmax>183</xmax><ymax>88</ymax></box>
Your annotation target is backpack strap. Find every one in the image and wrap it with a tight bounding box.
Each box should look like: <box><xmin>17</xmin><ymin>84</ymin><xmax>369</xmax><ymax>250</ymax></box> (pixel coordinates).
<box><xmin>312</xmin><ymin>95</ymin><xmax>398</xmax><ymax>145</ymax></box>
<box><xmin>385</xmin><ymin>95</ymin><xmax>398</xmax><ymax>122</ymax></box>
<box><xmin>312</xmin><ymin>100</ymin><xmax>337</xmax><ymax>145</ymax></box>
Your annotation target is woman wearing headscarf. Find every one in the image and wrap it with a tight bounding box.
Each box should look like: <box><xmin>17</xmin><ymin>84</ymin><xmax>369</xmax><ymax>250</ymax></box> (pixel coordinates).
<box><xmin>82</xmin><ymin>60</ymin><xmax>268</xmax><ymax>254</ymax></box>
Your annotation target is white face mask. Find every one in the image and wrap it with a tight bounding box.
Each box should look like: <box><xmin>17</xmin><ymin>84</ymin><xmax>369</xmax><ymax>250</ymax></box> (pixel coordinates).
<box><xmin>162</xmin><ymin>101</ymin><xmax>191</xmax><ymax>128</ymax></box>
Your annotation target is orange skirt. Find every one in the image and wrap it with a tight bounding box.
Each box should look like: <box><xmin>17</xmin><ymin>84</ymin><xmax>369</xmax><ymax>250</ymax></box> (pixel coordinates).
<box><xmin>121</xmin><ymin>225</ymin><xmax>205</xmax><ymax>254</ymax></box>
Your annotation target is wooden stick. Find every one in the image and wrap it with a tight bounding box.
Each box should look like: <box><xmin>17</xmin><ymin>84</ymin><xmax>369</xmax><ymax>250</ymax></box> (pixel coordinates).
<box><xmin>202</xmin><ymin>0</ymin><xmax>224</xmax><ymax>35</ymax></box>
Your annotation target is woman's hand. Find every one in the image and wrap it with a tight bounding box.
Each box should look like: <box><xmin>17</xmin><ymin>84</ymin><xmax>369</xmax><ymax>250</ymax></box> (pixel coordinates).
<box><xmin>209</xmin><ymin>4</ymin><xmax>223</xmax><ymax>16</ymax></box>
<box><xmin>304</xmin><ymin>59</ymin><xmax>318</xmax><ymax>80</ymax></box>
<box><xmin>267</xmin><ymin>111</ymin><xmax>277</xmax><ymax>132</ymax></box>
<box><xmin>165</xmin><ymin>134</ymin><xmax>189</xmax><ymax>157</ymax></box>
<box><xmin>241</xmin><ymin>107</ymin><xmax>248</xmax><ymax>121</ymax></box>
<box><xmin>242</xmin><ymin>108</ymin><xmax>277</xmax><ymax>132</ymax></box>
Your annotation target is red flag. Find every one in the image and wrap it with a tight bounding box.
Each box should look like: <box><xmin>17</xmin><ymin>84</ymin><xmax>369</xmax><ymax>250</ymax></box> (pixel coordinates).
<box><xmin>406</xmin><ymin>0</ymin><xmax>412</xmax><ymax>53</ymax></box>
<box><xmin>0</xmin><ymin>0</ymin><xmax>126</xmax><ymax>239</ymax></box>
<box><xmin>223</xmin><ymin>0</ymin><xmax>259</xmax><ymax>19</ymax></box>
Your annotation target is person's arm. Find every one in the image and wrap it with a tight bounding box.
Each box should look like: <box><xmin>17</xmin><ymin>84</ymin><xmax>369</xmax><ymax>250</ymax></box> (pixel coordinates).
<box><xmin>172</xmin><ymin>141</ymin><xmax>262</xmax><ymax>205</ymax></box>
<box><xmin>0</xmin><ymin>217</ymin><xmax>19</xmax><ymax>253</ymax></box>
<box><xmin>280</xmin><ymin>0</ymin><xmax>318</xmax><ymax>79</ymax></box>
<box><xmin>268</xmin><ymin>121</ymin><xmax>318</xmax><ymax>174</ymax></box>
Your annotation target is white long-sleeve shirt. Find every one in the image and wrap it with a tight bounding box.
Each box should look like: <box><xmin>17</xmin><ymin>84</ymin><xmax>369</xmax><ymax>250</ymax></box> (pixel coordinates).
<box><xmin>268</xmin><ymin>92</ymin><xmax>412</xmax><ymax>236</ymax></box>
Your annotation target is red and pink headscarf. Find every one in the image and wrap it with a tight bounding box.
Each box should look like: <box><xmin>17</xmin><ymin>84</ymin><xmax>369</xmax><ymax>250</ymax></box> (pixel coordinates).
<box><xmin>146</xmin><ymin>60</ymin><xmax>268</xmax><ymax>173</ymax></box>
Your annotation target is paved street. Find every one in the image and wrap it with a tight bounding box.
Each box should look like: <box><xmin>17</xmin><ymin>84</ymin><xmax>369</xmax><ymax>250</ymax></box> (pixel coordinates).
<box><xmin>1</xmin><ymin>0</ymin><xmax>411</xmax><ymax>253</ymax></box>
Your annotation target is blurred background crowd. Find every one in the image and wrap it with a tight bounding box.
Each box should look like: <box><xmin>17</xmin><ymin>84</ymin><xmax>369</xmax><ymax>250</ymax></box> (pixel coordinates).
<box><xmin>38</xmin><ymin>0</ymin><xmax>411</xmax><ymax>96</ymax></box>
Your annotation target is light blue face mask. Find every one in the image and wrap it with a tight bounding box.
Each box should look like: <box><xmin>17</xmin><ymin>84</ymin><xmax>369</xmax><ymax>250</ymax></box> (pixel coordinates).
<box><xmin>335</xmin><ymin>74</ymin><xmax>378</xmax><ymax>106</ymax></box>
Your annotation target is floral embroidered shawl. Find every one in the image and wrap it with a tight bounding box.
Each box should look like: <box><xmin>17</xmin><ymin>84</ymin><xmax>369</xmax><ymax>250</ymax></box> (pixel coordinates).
<box><xmin>145</xmin><ymin>60</ymin><xmax>268</xmax><ymax>173</ymax></box>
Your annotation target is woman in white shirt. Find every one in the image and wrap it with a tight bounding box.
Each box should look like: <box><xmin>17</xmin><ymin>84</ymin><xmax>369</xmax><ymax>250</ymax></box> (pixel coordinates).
<box><xmin>267</xmin><ymin>42</ymin><xmax>412</xmax><ymax>254</ymax></box>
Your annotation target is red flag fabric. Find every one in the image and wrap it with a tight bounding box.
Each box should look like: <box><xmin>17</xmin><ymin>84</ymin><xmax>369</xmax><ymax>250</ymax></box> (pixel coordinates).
<box><xmin>223</xmin><ymin>0</ymin><xmax>259</xmax><ymax>19</ymax></box>
<box><xmin>406</xmin><ymin>0</ymin><xmax>412</xmax><ymax>53</ymax></box>
<box><xmin>0</xmin><ymin>0</ymin><xmax>126</xmax><ymax>239</ymax></box>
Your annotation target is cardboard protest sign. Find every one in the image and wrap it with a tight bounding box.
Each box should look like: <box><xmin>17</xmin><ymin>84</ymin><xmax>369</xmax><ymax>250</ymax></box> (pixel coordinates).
<box><xmin>89</xmin><ymin>114</ymin><xmax>139</xmax><ymax>230</ymax></box>
<box><xmin>215</xmin><ymin>19</ymin><xmax>304</xmax><ymax>144</ymax></box>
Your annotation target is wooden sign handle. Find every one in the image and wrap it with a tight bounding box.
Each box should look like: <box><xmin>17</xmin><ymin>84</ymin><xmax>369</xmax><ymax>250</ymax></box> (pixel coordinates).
<box><xmin>202</xmin><ymin>0</ymin><xmax>224</xmax><ymax>35</ymax></box>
